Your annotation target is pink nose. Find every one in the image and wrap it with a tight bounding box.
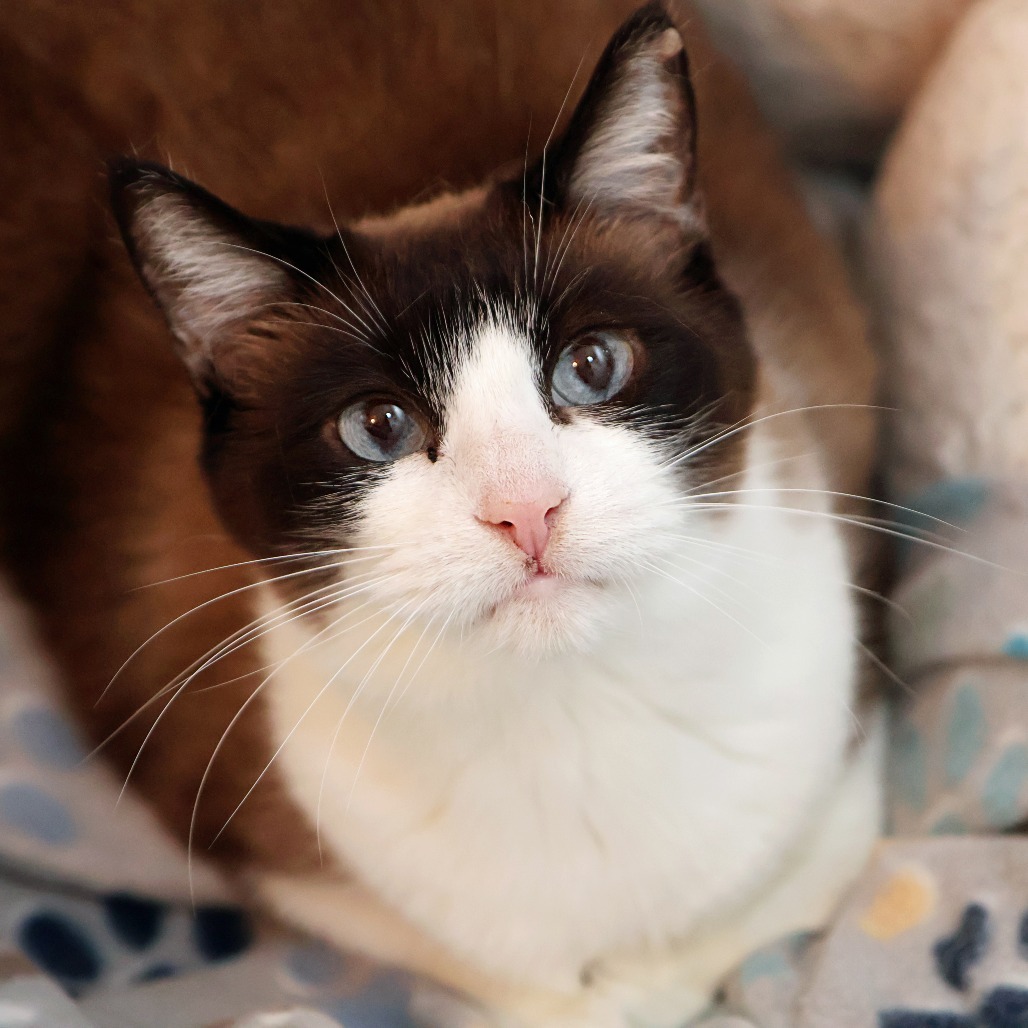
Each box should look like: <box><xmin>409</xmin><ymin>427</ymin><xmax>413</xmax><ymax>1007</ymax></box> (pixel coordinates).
<box><xmin>478</xmin><ymin>487</ymin><xmax>567</xmax><ymax>562</ymax></box>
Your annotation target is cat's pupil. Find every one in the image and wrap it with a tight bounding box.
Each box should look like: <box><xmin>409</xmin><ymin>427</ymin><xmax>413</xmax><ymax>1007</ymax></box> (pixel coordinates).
<box><xmin>364</xmin><ymin>403</ymin><xmax>406</xmax><ymax>445</ymax></box>
<box><xmin>570</xmin><ymin>340</ymin><xmax>613</xmax><ymax>392</ymax></box>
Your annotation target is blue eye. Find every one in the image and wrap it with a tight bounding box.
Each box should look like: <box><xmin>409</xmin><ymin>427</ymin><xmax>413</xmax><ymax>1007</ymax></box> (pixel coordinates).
<box><xmin>337</xmin><ymin>400</ymin><xmax>426</xmax><ymax>462</ymax></box>
<box><xmin>551</xmin><ymin>332</ymin><xmax>634</xmax><ymax>406</ymax></box>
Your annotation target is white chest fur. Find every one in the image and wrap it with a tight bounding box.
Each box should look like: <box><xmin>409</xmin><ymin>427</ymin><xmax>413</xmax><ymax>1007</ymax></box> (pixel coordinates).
<box><xmin>257</xmin><ymin>434</ymin><xmax>860</xmax><ymax>991</ymax></box>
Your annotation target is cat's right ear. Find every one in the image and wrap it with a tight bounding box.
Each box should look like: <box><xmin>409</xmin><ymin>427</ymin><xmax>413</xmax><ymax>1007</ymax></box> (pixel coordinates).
<box><xmin>545</xmin><ymin>2</ymin><xmax>703</xmax><ymax>235</ymax></box>
<box><xmin>109</xmin><ymin>160</ymin><xmax>315</xmax><ymax>395</ymax></box>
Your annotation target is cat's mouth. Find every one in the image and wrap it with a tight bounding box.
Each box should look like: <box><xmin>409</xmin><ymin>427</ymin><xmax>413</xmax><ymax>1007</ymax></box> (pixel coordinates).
<box><xmin>473</xmin><ymin>564</ymin><xmax>614</xmax><ymax>655</ymax></box>
<box><xmin>501</xmin><ymin>564</ymin><xmax>607</xmax><ymax>608</ymax></box>
<box><xmin>519</xmin><ymin>567</ymin><xmax>559</xmax><ymax>596</ymax></box>
<box><xmin>479</xmin><ymin>567</ymin><xmax>565</xmax><ymax>621</ymax></box>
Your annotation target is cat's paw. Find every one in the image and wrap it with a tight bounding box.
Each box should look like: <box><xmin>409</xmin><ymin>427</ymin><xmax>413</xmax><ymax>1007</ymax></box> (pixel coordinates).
<box><xmin>577</xmin><ymin>952</ymin><xmax>712</xmax><ymax>1028</ymax></box>
<box><xmin>477</xmin><ymin>959</ymin><xmax>710</xmax><ymax>1028</ymax></box>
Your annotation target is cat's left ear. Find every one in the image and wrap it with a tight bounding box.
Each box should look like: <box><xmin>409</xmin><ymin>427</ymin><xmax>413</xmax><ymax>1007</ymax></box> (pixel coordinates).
<box><xmin>548</xmin><ymin>1</ymin><xmax>702</xmax><ymax>232</ymax></box>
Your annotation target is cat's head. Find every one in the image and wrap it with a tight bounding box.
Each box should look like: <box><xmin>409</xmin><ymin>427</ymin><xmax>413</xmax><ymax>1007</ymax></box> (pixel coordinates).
<box><xmin>111</xmin><ymin>2</ymin><xmax>756</xmax><ymax>658</ymax></box>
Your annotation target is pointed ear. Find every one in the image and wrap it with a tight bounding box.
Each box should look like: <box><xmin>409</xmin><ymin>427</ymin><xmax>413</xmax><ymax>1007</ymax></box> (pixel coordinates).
<box><xmin>109</xmin><ymin>160</ymin><xmax>315</xmax><ymax>393</ymax></box>
<box><xmin>550</xmin><ymin>2</ymin><xmax>701</xmax><ymax>229</ymax></box>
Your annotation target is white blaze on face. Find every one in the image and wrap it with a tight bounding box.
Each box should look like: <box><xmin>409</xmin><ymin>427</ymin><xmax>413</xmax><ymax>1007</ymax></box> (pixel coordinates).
<box><xmin>442</xmin><ymin>322</ymin><xmax>567</xmax><ymax>545</ymax></box>
<box><xmin>348</xmin><ymin>310</ymin><xmax>681</xmax><ymax>657</ymax></box>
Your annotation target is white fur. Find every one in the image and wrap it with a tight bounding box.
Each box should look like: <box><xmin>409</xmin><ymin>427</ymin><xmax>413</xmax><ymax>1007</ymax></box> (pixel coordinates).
<box><xmin>252</xmin><ymin>312</ymin><xmax>873</xmax><ymax>1021</ymax></box>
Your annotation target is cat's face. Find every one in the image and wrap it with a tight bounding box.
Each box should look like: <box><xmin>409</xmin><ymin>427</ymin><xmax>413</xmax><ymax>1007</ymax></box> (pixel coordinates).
<box><xmin>112</xmin><ymin>3</ymin><xmax>756</xmax><ymax>657</ymax></box>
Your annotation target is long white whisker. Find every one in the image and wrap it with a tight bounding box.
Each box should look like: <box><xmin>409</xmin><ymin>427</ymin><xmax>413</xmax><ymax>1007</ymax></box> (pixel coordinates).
<box><xmin>683</xmin><ymin>451</ymin><xmax>810</xmax><ymax>497</ymax></box>
<box><xmin>663</xmin><ymin>532</ymin><xmax>780</xmax><ymax>566</ymax></box>
<box><xmin>138</xmin><ymin>546</ymin><xmax>395</xmax><ymax>590</ymax></box>
<box><xmin>662</xmin><ymin>532</ymin><xmax>913</xmax><ymax>621</ymax></box>
<box><xmin>683</xmin><ymin>486</ymin><xmax>963</xmax><ymax>533</ymax></box>
<box><xmin>188</xmin><ymin>575</ymin><xmax>410</xmax><ymax>698</ymax></box>
<box><xmin>534</xmin><ymin>55</ymin><xmax>585</xmax><ymax>291</ymax></box>
<box><xmin>342</xmin><ymin>603</ymin><xmax>438</xmax><ymax>815</ymax></box>
<box><xmin>186</xmin><ymin>590</ymin><xmax>399</xmax><ymax>897</ymax></box>
<box><xmin>638</xmin><ymin>558</ymin><xmax>766</xmax><ymax>643</ymax></box>
<box><xmin>676</xmin><ymin>501</ymin><xmax>1013</xmax><ymax>572</ymax></box>
<box><xmin>548</xmin><ymin>267</ymin><xmax>589</xmax><ymax>313</ymax></box>
<box><xmin>385</xmin><ymin>609</ymin><xmax>454</xmax><ymax>720</ymax></box>
<box><xmin>859</xmin><ymin>641</ymin><xmax>914</xmax><ymax>696</ymax></box>
<box><xmin>208</xmin><ymin>596</ymin><xmax>420</xmax><ymax>851</ymax></box>
<box><xmin>308</xmin><ymin>597</ymin><xmax>432</xmax><ymax>853</ymax></box>
<box><xmin>612</xmin><ymin>571</ymin><xmax>646</xmax><ymax>630</ymax></box>
<box><xmin>662</xmin><ymin>403</ymin><xmax>888</xmax><ymax>472</ymax></box>
<box><xmin>217</xmin><ymin>241</ymin><xmax>360</xmax><ymax>326</ymax></box>
<box><xmin>319</xmin><ymin>170</ymin><xmax>389</xmax><ymax>337</ymax></box>
<box><xmin>100</xmin><ymin>558</ymin><xmax>375</xmax><ymax>706</ymax></box>
<box><xmin>522</xmin><ymin>113</ymin><xmax>533</xmax><ymax>290</ymax></box>
<box><xmin>543</xmin><ymin>192</ymin><xmax>595</xmax><ymax>298</ymax></box>
<box><xmin>100</xmin><ymin>553</ymin><xmax>392</xmax><ymax>705</ymax></box>
<box><xmin>158</xmin><ymin>569</ymin><xmax>397</xmax><ymax>704</ymax></box>
<box><xmin>649</xmin><ymin>550</ymin><xmax>759</xmax><ymax>606</ymax></box>
<box><xmin>265</xmin><ymin>299</ymin><xmax>373</xmax><ymax>345</ymax></box>
<box><xmin>92</xmin><ymin>571</ymin><xmax>398</xmax><ymax>770</ymax></box>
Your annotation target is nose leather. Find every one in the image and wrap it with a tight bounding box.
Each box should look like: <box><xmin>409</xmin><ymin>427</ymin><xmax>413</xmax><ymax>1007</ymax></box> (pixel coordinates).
<box><xmin>478</xmin><ymin>485</ymin><xmax>567</xmax><ymax>562</ymax></box>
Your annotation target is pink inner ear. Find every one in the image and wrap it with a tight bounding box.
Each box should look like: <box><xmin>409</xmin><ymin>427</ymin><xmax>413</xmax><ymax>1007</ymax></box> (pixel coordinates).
<box><xmin>477</xmin><ymin>483</ymin><xmax>568</xmax><ymax>563</ymax></box>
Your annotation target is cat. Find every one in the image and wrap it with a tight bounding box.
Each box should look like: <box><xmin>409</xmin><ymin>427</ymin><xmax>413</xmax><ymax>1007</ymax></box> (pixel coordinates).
<box><xmin>2</xmin><ymin>1</ymin><xmax>880</xmax><ymax>1024</ymax></box>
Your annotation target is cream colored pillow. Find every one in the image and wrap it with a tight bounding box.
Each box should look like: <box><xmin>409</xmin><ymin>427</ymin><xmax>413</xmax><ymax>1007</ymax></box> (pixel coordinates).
<box><xmin>691</xmin><ymin>0</ymin><xmax>977</xmax><ymax>161</ymax></box>
<box><xmin>867</xmin><ymin>0</ymin><xmax>1028</xmax><ymax>494</ymax></box>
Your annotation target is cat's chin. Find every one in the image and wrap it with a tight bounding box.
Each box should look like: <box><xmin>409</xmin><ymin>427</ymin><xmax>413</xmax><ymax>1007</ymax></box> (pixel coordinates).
<box><xmin>477</xmin><ymin>576</ymin><xmax>610</xmax><ymax>659</ymax></box>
